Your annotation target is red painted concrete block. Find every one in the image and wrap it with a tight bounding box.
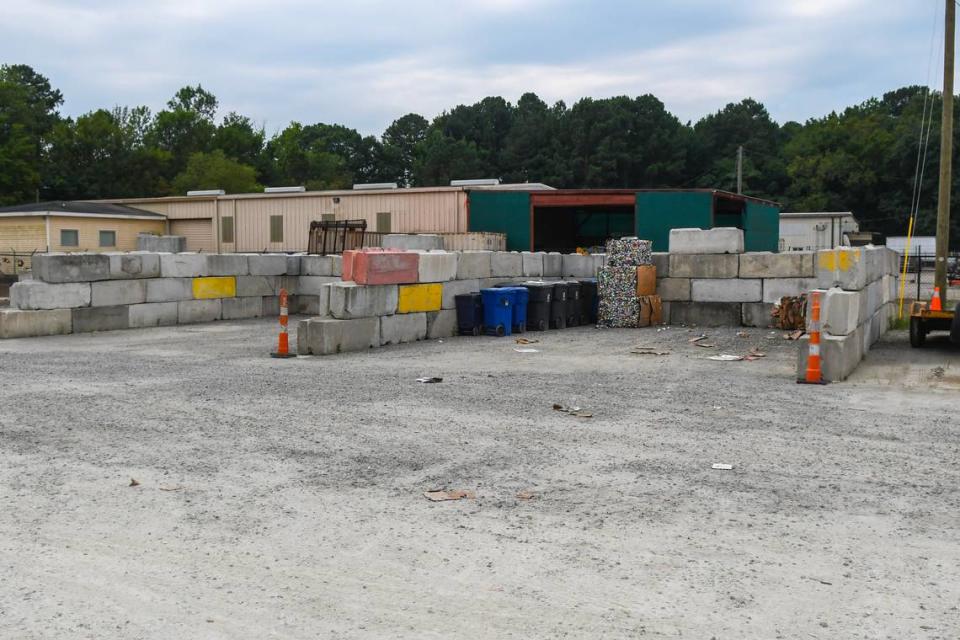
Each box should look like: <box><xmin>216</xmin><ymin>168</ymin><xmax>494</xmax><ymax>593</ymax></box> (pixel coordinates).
<box><xmin>342</xmin><ymin>250</ymin><xmax>358</xmax><ymax>282</ymax></box>
<box><xmin>352</xmin><ymin>251</ymin><xmax>420</xmax><ymax>285</ymax></box>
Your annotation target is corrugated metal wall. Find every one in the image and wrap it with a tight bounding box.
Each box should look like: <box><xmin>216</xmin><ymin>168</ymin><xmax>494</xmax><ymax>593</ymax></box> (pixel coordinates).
<box><xmin>170</xmin><ymin>219</ymin><xmax>215</xmax><ymax>252</ymax></box>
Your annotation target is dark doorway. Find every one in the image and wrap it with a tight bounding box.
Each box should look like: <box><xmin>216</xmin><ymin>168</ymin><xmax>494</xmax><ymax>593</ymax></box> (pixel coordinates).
<box><xmin>533</xmin><ymin>205</ymin><xmax>634</xmax><ymax>253</ymax></box>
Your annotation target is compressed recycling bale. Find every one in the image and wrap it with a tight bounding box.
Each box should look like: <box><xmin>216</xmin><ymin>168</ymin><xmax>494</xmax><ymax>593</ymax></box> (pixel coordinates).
<box><xmin>11</xmin><ymin>281</ymin><xmax>91</xmax><ymax>310</ymax></box>
<box><xmin>418</xmin><ymin>251</ymin><xmax>458</xmax><ymax>282</ymax></box>
<box><xmin>456</xmin><ymin>251</ymin><xmax>492</xmax><ymax>279</ymax></box>
<box><xmin>542</xmin><ymin>252</ymin><xmax>563</xmax><ymax>277</ymax></box>
<box><xmin>178</xmin><ymin>299</ymin><xmax>221</xmax><ymax>324</ymax></box>
<box><xmin>597</xmin><ymin>266</ymin><xmax>639</xmax><ymax>328</ymax></box>
<box><xmin>562</xmin><ymin>254</ymin><xmax>595</xmax><ymax>278</ymax></box>
<box><xmin>0</xmin><ymin>308</ymin><xmax>72</xmax><ymax>338</ymax></box>
<box><xmin>108</xmin><ymin>252</ymin><xmax>160</xmax><ymax>279</ymax></box>
<box><xmin>426</xmin><ymin>309</ymin><xmax>458</xmax><ymax>339</ymax></box>
<box><xmin>762</xmin><ymin>278</ymin><xmax>817</xmax><ymax>304</ymax></box>
<box><xmin>91</xmin><ymin>280</ymin><xmax>147</xmax><ymax>307</ymax></box>
<box><xmin>669</xmin><ymin>228</ymin><xmax>744</xmax><ymax>254</ymax></box>
<box><xmin>668</xmin><ymin>302</ymin><xmax>742</xmax><ymax>327</ymax></box>
<box><xmin>206</xmin><ymin>254</ymin><xmax>249</xmax><ymax>276</ymax></box>
<box><xmin>605</xmin><ymin>237</ymin><xmax>653</xmax><ymax>267</ymax></box>
<box><xmin>33</xmin><ymin>253</ymin><xmax>111</xmax><ymax>283</ymax></box>
<box><xmin>160</xmin><ymin>253</ymin><xmax>208</xmax><ymax>278</ymax></box>
<box><xmin>691</xmin><ymin>278</ymin><xmax>762</xmax><ymax>303</ymax></box>
<box><xmin>72</xmin><ymin>305</ymin><xmax>130</xmax><ymax>333</ymax></box>
<box><xmin>739</xmin><ymin>252</ymin><xmax>815</xmax><ymax>278</ymax></box>
<box><xmin>397</xmin><ymin>283</ymin><xmax>442</xmax><ymax>313</ymax></box>
<box><xmin>668</xmin><ymin>254</ymin><xmax>739</xmax><ymax>278</ymax></box>
<box><xmin>636</xmin><ymin>265</ymin><xmax>657</xmax><ymax>296</ymax></box>
<box><xmin>145</xmin><ymin>278</ymin><xmax>193</xmax><ymax>303</ymax></box>
<box><xmin>247</xmin><ymin>254</ymin><xmax>289</xmax><ymax>276</ymax></box>
<box><xmin>221</xmin><ymin>297</ymin><xmax>263</xmax><ymax>320</ymax></box>
<box><xmin>329</xmin><ymin>282</ymin><xmax>398</xmax><ymax>319</ymax></box>
<box><xmin>381</xmin><ymin>312</ymin><xmax>427</xmax><ymax>345</ymax></box>
<box><xmin>491</xmin><ymin>252</ymin><xmax>523</xmax><ymax>277</ymax></box>
<box><xmin>441</xmin><ymin>279</ymin><xmax>480</xmax><ymax>309</ymax></box>
<box><xmin>129</xmin><ymin>302</ymin><xmax>179</xmax><ymax>328</ymax></box>
<box><xmin>521</xmin><ymin>252</ymin><xmax>544</xmax><ymax>278</ymax></box>
<box><xmin>299</xmin><ymin>317</ymin><xmax>380</xmax><ymax>355</ymax></box>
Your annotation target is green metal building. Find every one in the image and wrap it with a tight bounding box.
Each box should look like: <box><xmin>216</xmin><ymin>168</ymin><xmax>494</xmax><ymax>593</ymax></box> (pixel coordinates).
<box><xmin>467</xmin><ymin>188</ymin><xmax>780</xmax><ymax>253</ymax></box>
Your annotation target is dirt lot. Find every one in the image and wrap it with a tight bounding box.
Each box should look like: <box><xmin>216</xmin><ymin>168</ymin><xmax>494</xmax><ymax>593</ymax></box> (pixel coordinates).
<box><xmin>1</xmin><ymin>320</ymin><xmax>958</xmax><ymax>639</ymax></box>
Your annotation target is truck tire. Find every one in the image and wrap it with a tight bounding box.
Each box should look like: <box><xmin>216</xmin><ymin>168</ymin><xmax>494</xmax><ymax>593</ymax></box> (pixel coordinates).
<box><xmin>951</xmin><ymin>302</ymin><xmax>960</xmax><ymax>344</ymax></box>
<box><xmin>910</xmin><ymin>316</ymin><xmax>926</xmax><ymax>348</ymax></box>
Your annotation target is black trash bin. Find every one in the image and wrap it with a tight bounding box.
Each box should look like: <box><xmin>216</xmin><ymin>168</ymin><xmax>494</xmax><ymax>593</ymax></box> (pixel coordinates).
<box><xmin>454</xmin><ymin>292</ymin><xmax>483</xmax><ymax>336</ymax></box>
<box><xmin>550</xmin><ymin>282</ymin><xmax>568</xmax><ymax>329</ymax></box>
<box><xmin>564</xmin><ymin>281</ymin><xmax>581</xmax><ymax>327</ymax></box>
<box><xmin>578</xmin><ymin>278</ymin><xmax>598</xmax><ymax>325</ymax></box>
<box><xmin>523</xmin><ymin>283</ymin><xmax>552</xmax><ymax>331</ymax></box>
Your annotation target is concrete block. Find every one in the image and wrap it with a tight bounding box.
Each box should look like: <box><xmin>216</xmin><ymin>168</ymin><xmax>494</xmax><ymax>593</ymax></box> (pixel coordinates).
<box><xmin>521</xmin><ymin>252</ymin><xmax>544</xmax><ymax>278</ymax></box>
<box><xmin>562</xmin><ymin>254</ymin><xmax>596</xmax><ymax>278</ymax></box>
<box><xmin>426</xmin><ymin>309</ymin><xmax>458</xmax><ymax>339</ymax></box>
<box><xmin>138</xmin><ymin>234</ymin><xmax>185</xmax><ymax>253</ymax></box>
<box><xmin>398</xmin><ymin>283</ymin><xmax>442</xmax><ymax>313</ymax></box>
<box><xmin>178</xmin><ymin>299</ymin><xmax>221</xmax><ymax>324</ymax></box>
<box><xmin>542</xmin><ymin>252</ymin><xmax>562</xmax><ymax>277</ymax></box>
<box><xmin>329</xmin><ymin>282</ymin><xmax>398</xmax><ymax>319</ymax></box>
<box><xmin>263</xmin><ymin>296</ymin><xmax>280</xmax><ymax>316</ymax></box>
<box><xmin>882</xmin><ymin>274</ymin><xmax>898</xmax><ymax>304</ymax></box>
<box><xmin>0</xmin><ymin>308</ymin><xmax>72</xmax><ymax>338</ymax></box>
<box><xmin>865</xmin><ymin>279</ymin><xmax>883</xmax><ymax>319</ymax></box>
<box><xmin>72</xmin><ymin>305</ymin><xmax>129</xmax><ymax>333</ymax></box>
<box><xmin>592</xmin><ymin>254</ymin><xmax>607</xmax><ymax>274</ymax></box>
<box><xmin>297</xmin><ymin>276</ymin><xmax>340</xmax><ymax>295</ymax></box>
<box><xmin>11</xmin><ymin>281</ymin><xmax>91</xmax><ymax>310</ymax></box>
<box><xmin>762</xmin><ymin>278</ymin><xmax>817</xmax><ymax>303</ymax></box>
<box><xmin>299</xmin><ymin>317</ymin><xmax>380</xmax><ymax>355</ymax></box>
<box><xmin>816</xmin><ymin>247</ymin><xmax>867</xmax><ymax>291</ymax></box>
<box><xmin>441</xmin><ymin>279</ymin><xmax>480</xmax><ymax>309</ymax></box>
<box><xmin>108</xmin><ymin>252</ymin><xmax>160</xmax><ymax>279</ymax></box>
<box><xmin>669</xmin><ymin>227</ymin><xmax>744</xmax><ymax>254</ymax></box>
<box><xmin>331</xmin><ymin>255</ymin><xmax>343</xmax><ymax>277</ymax></box>
<box><xmin>796</xmin><ymin>326</ymin><xmax>864</xmax><ymax>382</ymax></box>
<box><xmin>353</xmin><ymin>252</ymin><xmax>419</xmax><ymax>285</ymax></box>
<box><xmin>657</xmin><ymin>278</ymin><xmax>691</xmax><ymax>302</ymax></box>
<box><xmin>418</xmin><ymin>251</ymin><xmax>458</xmax><ymax>282</ymax></box>
<box><xmin>863</xmin><ymin>246</ymin><xmax>885</xmax><ymax>284</ymax></box>
<box><xmin>91</xmin><ymin>280</ymin><xmax>147</xmax><ymax>307</ymax></box>
<box><xmin>129</xmin><ymin>302</ymin><xmax>179</xmax><ymax>328</ymax></box>
<box><xmin>285</xmin><ymin>255</ymin><xmax>302</xmax><ymax>276</ymax></box>
<box><xmin>491</xmin><ymin>251</ymin><xmax>523</xmax><ymax>277</ymax></box>
<box><xmin>382</xmin><ymin>234</ymin><xmax>443</xmax><ymax>251</ymax></box>
<box><xmin>669</xmin><ymin>254</ymin><xmax>739</xmax><ymax>278</ymax></box>
<box><xmin>301</xmin><ymin>255</ymin><xmax>337</xmax><ymax>276</ymax></box>
<box><xmin>292</xmin><ymin>293</ymin><xmax>328</xmax><ymax>316</ymax></box>
<box><xmin>691</xmin><ymin>279</ymin><xmax>762</xmax><ymax>302</ymax></box>
<box><xmin>191</xmin><ymin>276</ymin><xmax>236</xmax><ymax>300</ymax></box>
<box><xmin>652</xmin><ymin>252</ymin><xmax>669</xmax><ymax>278</ymax></box>
<box><xmin>236</xmin><ymin>276</ymin><xmax>279</xmax><ymax>297</ymax></box>
<box><xmin>160</xmin><ymin>253</ymin><xmax>208</xmax><ymax>278</ymax></box>
<box><xmin>247</xmin><ymin>254</ymin><xmax>289</xmax><ymax>276</ymax></box>
<box><xmin>885</xmin><ymin>248</ymin><xmax>901</xmax><ymax>276</ymax></box>
<box><xmin>206</xmin><ymin>254</ymin><xmax>249</xmax><ymax>276</ymax></box>
<box><xmin>456</xmin><ymin>251</ymin><xmax>492</xmax><ymax>279</ymax></box>
<box><xmin>479</xmin><ymin>277</ymin><xmax>517</xmax><ymax>289</ymax></box>
<box><xmin>380</xmin><ymin>312</ymin><xmax>427</xmax><ymax>345</ymax></box>
<box><xmin>742</xmin><ymin>303</ymin><xmax>775</xmax><ymax>328</ymax></box>
<box><xmin>739</xmin><ymin>252</ymin><xmax>815</xmax><ymax>278</ymax></box>
<box><xmin>818</xmin><ymin>288</ymin><xmax>862</xmax><ymax>336</ymax></box>
<box><xmin>33</xmin><ymin>253</ymin><xmax>110</xmax><ymax>283</ymax></box>
<box><xmin>669</xmin><ymin>301</ymin><xmax>742</xmax><ymax>326</ymax></box>
<box><xmin>221</xmin><ymin>297</ymin><xmax>263</xmax><ymax>320</ymax></box>
<box><xmin>146</xmin><ymin>278</ymin><xmax>193</xmax><ymax>303</ymax></box>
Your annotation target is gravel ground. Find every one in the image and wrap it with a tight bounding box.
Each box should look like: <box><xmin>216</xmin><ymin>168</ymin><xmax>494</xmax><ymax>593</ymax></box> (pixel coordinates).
<box><xmin>1</xmin><ymin>319</ymin><xmax>959</xmax><ymax>639</ymax></box>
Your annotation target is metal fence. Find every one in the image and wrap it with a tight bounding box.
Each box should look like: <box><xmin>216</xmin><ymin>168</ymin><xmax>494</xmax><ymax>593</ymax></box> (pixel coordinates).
<box><xmin>900</xmin><ymin>251</ymin><xmax>960</xmax><ymax>300</ymax></box>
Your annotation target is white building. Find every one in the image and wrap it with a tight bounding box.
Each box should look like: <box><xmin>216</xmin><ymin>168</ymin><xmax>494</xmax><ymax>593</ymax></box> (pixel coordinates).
<box><xmin>778</xmin><ymin>212</ymin><xmax>859</xmax><ymax>252</ymax></box>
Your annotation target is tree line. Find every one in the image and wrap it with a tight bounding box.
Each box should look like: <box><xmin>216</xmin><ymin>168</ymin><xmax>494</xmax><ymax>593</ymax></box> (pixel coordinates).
<box><xmin>1</xmin><ymin>63</ymin><xmax>958</xmax><ymax>241</ymax></box>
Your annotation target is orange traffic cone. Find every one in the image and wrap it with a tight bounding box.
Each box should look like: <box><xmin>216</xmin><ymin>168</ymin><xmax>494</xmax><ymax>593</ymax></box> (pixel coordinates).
<box><xmin>799</xmin><ymin>291</ymin><xmax>827</xmax><ymax>385</ymax></box>
<box><xmin>931</xmin><ymin>286</ymin><xmax>943</xmax><ymax>311</ymax></box>
<box><xmin>271</xmin><ymin>288</ymin><xmax>296</xmax><ymax>358</ymax></box>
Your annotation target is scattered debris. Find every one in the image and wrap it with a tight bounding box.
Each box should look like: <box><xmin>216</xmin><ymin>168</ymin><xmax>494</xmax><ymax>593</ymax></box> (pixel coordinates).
<box><xmin>775</xmin><ymin>295</ymin><xmax>808</xmax><ymax>330</ymax></box>
<box><xmin>711</xmin><ymin>463</ymin><xmax>733</xmax><ymax>470</ymax></box>
<box><xmin>689</xmin><ymin>334</ymin><xmax>708</xmax><ymax>343</ymax></box>
<box><xmin>736</xmin><ymin>331</ymin><xmax>750</xmax><ymax>338</ymax></box>
<box><xmin>516</xmin><ymin>490</ymin><xmax>536</xmax><ymax>501</ymax></box>
<box><xmin>423</xmin><ymin>489</ymin><xmax>476</xmax><ymax>502</ymax></box>
<box><xmin>514</xmin><ymin>348</ymin><xmax>540</xmax><ymax>353</ymax></box>
<box><xmin>129</xmin><ymin>478</ymin><xmax>140</xmax><ymax>487</ymax></box>
<box><xmin>159</xmin><ymin>485</ymin><xmax>184</xmax><ymax>492</ymax></box>
<box><xmin>515</xmin><ymin>337</ymin><xmax>540</xmax><ymax>345</ymax></box>
<box><xmin>694</xmin><ymin>342</ymin><xmax>716</xmax><ymax>348</ymax></box>
<box><xmin>416</xmin><ymin>377</ymin><xmax>443</xmax><ymax>383</ymax></box>
<box><xmin>553</xmin><ymin>403</ymin><xmax>593</xmax><ymax>418</ymax></box>
<box><xmin>932</xmin><ymin>366</ymin><xmax>945</xmax><ymax>379</ymax></box>
<box><xmin>804</xmin><ymin>576</ymin><xmax>833</xmax><ymax>586</ymax></box>
<box><xmin>745</xmin><ymin>347</ymin><xmax>767</xmax><ymax>361</ymax></box>
<box><xmin>784</xmin><ymin>329</ymin><xmax>804</xmax><ymax>341</ymax></box>
<box><xmin>630</xmin><ymin>346</ymin><xmax>670</xmax><ymax>356</ymax></box>
<box><xmin>709</xmin><ymin>354</ymin><xmax>744</xmax><ymax>362</ymax></box>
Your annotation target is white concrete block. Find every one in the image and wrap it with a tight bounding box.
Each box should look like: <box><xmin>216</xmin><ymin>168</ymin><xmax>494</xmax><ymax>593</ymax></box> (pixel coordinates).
<box><xmin>329</xmin><ymin>282</ymin><xmax>398</xmax><ymax>319</ymax></box>
<box><xmin>236</xmin><ymin>276</ymin><xmax>279</xmax><ymax>297</ymax></box>
<box><xmin>160</xmin><ymin>253</ymin><xmax>208</xmax><ymax>278</ymax></box>
<box><xmin>247</xmin><ymin>254</ymin><xmax>288</xmax><ymax>276</ymax></box>
<box><xmin>441</xmin><ymin>279</ymin><xmax>480</xmax><ymax>309</ymax></box>
<box><xmin>691</xmin><ymin>278</ymin><xmax>762</xmax><ymax>302</ymax></box>
<box><xmin>821</xmin><ymin>288</ymin><xmax>862</xmax><ymax>336</ymax></box>
<box><xmin>542</xmin><ymin>252</ymin><xmax>563</xmax><ymax>277</ymax></box>
<box><xmin>796</xmin><ymin>326</ymin><xmax>864</xmax><ymax>382</ymax></box>
<box><xmin>669</xmin><ymin>254</ymin><xmax>739</xmax><ymax>278</ymax></box>
<box><xmin>221</xmin><ymin>297</ymin><xmax>264</xmax><ymax>320</ymax></box>
<box><xmin>521</xmin><ymin>252</ymin><xmax>544</xmax><ymax>278</ymax></box>
<box><xmin>418</xmin><ymin>251</ymin><xmax>458</xmax><ymax>282</ymax></box>
<box><xmin>762</xmin><ymin>278</ymin><xmax>817</xmax><ymax>303</ymax></box>
<box><xmin>491</xmin><ymin>252</ymin><xmax>523</xmax><ymax>277</ymax></box>
<box><xmin>0</xmin><ymin>308</ymin><xmax>72</xmax><ymax>338</ymax></box>
<box><xmin>145</xmin><ymin>278</ymin><xmax>193</xmax><ymax>303</ymax></box>
<box><xmin>129</xmin><ymin>302</ymin><xmax>179</xmax><ymax>328</ymax></box>
<box><xmin>285</xmin><ymin>254</ymin><xmax>302</xmax><ymax>276</ymax></box>
<box><xmin>456</xmin><ymin>251</ymin><xmax>492</xmax><ymax>279</ymax></box>
<box><xmin>380</xmin><ymin>312</ymin><xmax>427</xmax><ymax>345</ymax></box>
<box><xmin>108</xmin><ymin>252</ymin><xmax>160</xmax><ymax>279</ymax></box>
<box><xmin>669</xmin><ymin>227</ymin><xmax>744</xmax><ymax>254</ymax></box>
<box><xmin>206</xmin><ymin>254</ymin><xmax>249</xmax><ymax>276</ymax></box>
<box><xmin>11</xmin><ymin>281</ymin><xmax>91</xmax><ymax>310</ymax></box>
<box><xmin>740</xmin><ymin>252</ymin><xmax>815</xmax><ymax>278</ymax></box>
<box><xmin>178</xmin><ymin>299</ymin><xmax>221</xmax><ymax>324</ymax></box>
<box><xmin>382</xmin><ymin>234</ymin><xmax>443</xmax><ymax>251</ymax></box>
<box><xmin>298</xmin><ymin>317</ymin><xmax>380</xmax><ymax>355</ymax></box>
<box><xmin>561</xmin><ymin>254</ymin><xmax>595</xmax><ymax>278</ymax></box>
<box><xmin>301</xmin><ymin>255</ymin><xmax>337</xmax><ymax>276</ymax></box>
<box><xmin>91</xmin><ymin>280</ymin><xmax>147</xmax><ymax>307</ymax></box>
<box><xmin>32</xmin><ymin>253</ymin><xmax>110</xmax><ymax>283</ymax></box>
<box><xmin>297</xmin><ymin>276</ymin><xmax>340</xmax><ymax>295</ymax></box>
<box><xmin>657</xmin><ymin>278</ymin><xmax>690</xmax><ymax>302</ymax></box>
<box><xmin>292</xmin><ymin>293</ymin><xmax>328</xmax><ymax>316</ymax></box>
<box><xmin>865</xmin><ymin>279</ymin><xmax>883</xmax><ymax>318</ymax></box>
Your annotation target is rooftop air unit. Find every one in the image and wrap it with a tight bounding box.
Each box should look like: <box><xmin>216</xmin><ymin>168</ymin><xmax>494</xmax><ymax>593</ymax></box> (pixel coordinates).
<box><xmin>186</xmin><ymin>189</ymin><xmax>225</xmax><ymax>196</ymax></box>
<box><xmin>352</xmin><ymin>183</ymin><xmax>399</xmax><ymax>190</ymax></box>
<box><xmin>264</xmin><ymin>186</ymin><xmax>306</xmax><ymax>193</ymax></box>
<box><xmin>450</xmin><ymin>178</ymin><xmax>500</xmax><ymax>187</ymax></box>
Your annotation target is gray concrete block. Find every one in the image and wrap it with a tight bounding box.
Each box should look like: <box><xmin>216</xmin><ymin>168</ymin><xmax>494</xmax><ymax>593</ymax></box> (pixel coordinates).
<box><xmin>818</xmin><ymin>288</ymin><xmax>861</xmax><ymax>336</ymax></box>
<box><xmin>885</xmin><ymin>248</ymin><xmax>901</xmax><ymax>276</ymax></box>
<box><xmin>331</xmin><ymin>255</ymin><xmax>343</xmax><ymax>277</ymax></box>
<box><xmin>221</xmin><ymin>297</ymin><xmax>263</xmax><ymax>320</ymax></box>
<box><xmin>657</xmin><ymin>278</ymin><xmax>691</xmax><ymax>302</ymax></box>
<box><xmin>562</xmin><ymin>254</ymin><xmax>596</xmax><ymax>278</ymax></box>
<box><xmin>11</xmin><ymin>281</ymin><xmax>91</xmax><ymax>310</ymax></box>
<box><xmin>300</xmin><ymin>316</ymin><xmax>380</xmax><ymax>355</ymax></box>
<box><xmin>479</xmin><ymin>277</ymin><xmax>516</xmax><ymax>289</ymax></box>
<box><xmin>815</xmin><ymin>248</ymin><xmax>868</xmax><ymax>291</ymax></box>
<box><xmin>669</xmin><ymin>227</ymin><xmax>744</xmax><ymax>254</ymax></box>
<box><xmin>329</xmin><ymin>282</ymin><xmax>398</xmax><ymax>319</ymax></box>
<box><xmin>380</xmin><ymin>312</ymin><xmax>427</xmax><ymax>345</ymax></box>
<box><xmin>292</xmin><ymin>294</ymin><xmax>328</xmax><ymax>316</ymax></box>
<box><xmin>865</xmin><ymin>279</ymin><xmax>883</xmax><ymax>319</ymax></box>
<box><xmin>382</xmin><ymin>234</ymin><xmax>443</xmax><ymax>251</ymax></box>
<box><xmin>145</xmin><ymin>278</ymin><xmax>192</xmax><ymax>303</ymax></box>
<box><xmin>521</xmin><ymin>252</ymin><xmax>544</xmax><ymax>278</ymax></box>
<box><xmin>138</xmin><ymin>234</ymin><xmax>185</xmax><ymax>253</ymax></box>
<box><xmin>542</xmin><ymin>252</ymin><xmax>563</xmax><ymax>277</ymax></box>
<box><xmin>491</xmin><ymin>251</ymin><xmax>523</xmax><ymax>277</ymax></box>
<box><xmin>742</xmin><ymin>302</ymin><xmax>775</xmax><ymax>328</ymax></box>
<box><xmin>739</xmin><ymin>252</ymin><xmax>815</xmax><ymax>278</ymax></box>
<box><xmin>91</xmin><ymin>280</ymin><xmax>147</xmax><ymax>307</ymax></box>
<box><xmin>33</xmin><ymin>253</ymin><xmax>110</xmax><ymax>283</ymax></box>
<box><xmin>426</xmin><ymin>309</ymin><xmax>458</xmax><ymax>339</ymax></box>
<box><xmin>762</xmin><ymin>278</ymin><xmax>817</xmax><ymax>303</ymax></box>
<box><xmin>129</xmin><ymin>302</ymin><xmax>178</xmax><ymax>328</ymax></box>
<box><xmin>178</xmin><ymin>299</ymin><xmax>221</xmax><ymax>324</ymax></box>
<box><xmin>160</xmin><ymin>253</ymin><xmax>208</xmax><ymax>278</ymax></box>
<box><xmin>652</xmin><ymin>252</ymin><xmax>669</xmax><ymax>278</ymax></box>
<box><xmin>297</xmin><ymin>276</ymin><xmax>340</xmax><ymax>295</ymax></box>
<box><xmin>246</xmin><ymin>254</ymin><xmax>288</xmax><ymax>276</ymax></box>
<box><xmin>669</xmin><ymin>254</ymin><xmax>739</xmax><ymax>278</ymax></box>
<box><xmin>418</xmin><ymin>251</ymin><xmax>458</xmax><ymax>282</ymax></box>
<box><xmin>301</xmin><ymin>255</ymin><xmax>337</xmax><ymax>276</ymax></box>
<box><xmin>669</xmin><ymin>301</ymin><xmax>742</xmax><ymax>326</ymax></box>
<box><xmin>236</xmin><ymin>276</ymin><xmax>279</xmax><ymax>297</ymax></box>
<box><xmin>796</xmin><ymin>326</ymin><xmax>864</xmax><ymax>382</ymax></box>
<box><xmin>441</xmin><ymin>279</ymin><xmax>480</xmax><ymax>309</ymax></box>
<box><xmin>456</xmin><ymin>251</ymin><xmax>492</xmax><ymax>279</ymax></box>
<box><xmin>72</xmin><ymin>305</ymin><xmax>129</xmax><ymax>333</ymax></box>
<box><xmin>108</xmin><ymin>252</ymin><xmax>160</xmax><ymax>279</ymax></box>
<box><xmin>206</xmin><ymin>254</ymin><xmax>249</xmax><ymax>276</ymax></box>
<box><xmin>691</xmin><ymin>279</ymin><xmax>762</xmax><ymax>302</ymax></box>
<box><xmin>285</xmin><ymin>254</ymin><xmax>302</xmax><ymax>276</ymax></box>
<box><xmin>0</xmin><ymin>308</ymin><xmax>72</xmax><ymax>338</ymax></box>
<box><xmin>863</xmin><ymin>246</ymin><xmax>885</xmax><ymax>284</ymax></box>
<box><xmin>262</xmin><ymin>296</ymin><xmax>280</xmax><ymax>316</ymax></box>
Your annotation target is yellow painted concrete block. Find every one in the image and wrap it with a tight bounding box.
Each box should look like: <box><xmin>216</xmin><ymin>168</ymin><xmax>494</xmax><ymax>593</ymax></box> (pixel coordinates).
<box><xmin>397</xmin><ymin>283</ymin><xmax>442</xmax><ymax>313</ymax></box>
<box><xmin>193</xmin><ymin>276</ymin><xmax>237</xmax><ymax>299</ymax></box>
<box><xmin>818</xmin><ymin>248</ymin><xmax>861</xmax><ymax>272</ymax></box>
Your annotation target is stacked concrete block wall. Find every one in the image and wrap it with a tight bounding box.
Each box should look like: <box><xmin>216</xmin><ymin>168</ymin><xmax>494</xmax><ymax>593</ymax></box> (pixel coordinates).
<box><xmin>796</xmin><ymin>246</ymin><xmax>900</xmax><ymax>382</ymax></box>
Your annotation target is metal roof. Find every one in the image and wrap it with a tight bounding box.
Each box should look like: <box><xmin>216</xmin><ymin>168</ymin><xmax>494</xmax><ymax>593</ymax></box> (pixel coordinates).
<box><xmin>780</xmin><ymin>211</ymin><xmax>855</xmax><ymax>218</ymax></box>
<box><xmin>0</xmin><ymin>200</ymin><xmax>165</xmax><ymax>218</ymax></box>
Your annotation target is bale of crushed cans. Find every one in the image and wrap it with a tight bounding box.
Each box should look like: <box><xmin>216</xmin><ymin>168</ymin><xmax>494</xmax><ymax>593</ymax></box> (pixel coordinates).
<box><xmin>597</xmin><ymin>266</ymin><xmax>639</xmax><ymax>327</ymax></box>
<box><xmin>605</xmin><ymin>237</ymin><xmax>652</xmax><ymax>268</ymax></box>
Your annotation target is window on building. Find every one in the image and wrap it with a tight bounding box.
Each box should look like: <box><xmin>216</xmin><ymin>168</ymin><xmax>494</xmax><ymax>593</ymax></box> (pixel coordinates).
<box><xmin>270</xmin><ymin>215</ymin><xmax>284</xmax><ymax>243</ymax></box>
<box><xmin>376</xmin><ymin>211</ymin><xmax>391</xmax><ymax>233</ymax></box>
<box><xmin>222</xmin><ymin>216</ymin><xmax>234</xmax><ymax>243</ymax></box>
<box><xmin>321</xmin><ymin>213</ymin><xmax>335</xmax><ymax>222</ymax></box>
<box><xmin>99</xmin><ymin>230</ymin><xmax>116</xmax><ymax>247</ymax></box>
<box><xmin>60</xmin><ymin>229</ymin><xmax>79</xmax><ymax>247</ymax></box>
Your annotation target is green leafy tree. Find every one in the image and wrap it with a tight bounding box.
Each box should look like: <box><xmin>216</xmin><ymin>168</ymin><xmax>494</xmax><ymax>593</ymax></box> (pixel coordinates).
<box><xmin>413</xmin><ymin>129</ymin><xmax>484</xmax><ymax>186</ymax></box>
<box><xmin>381</xmin><ymin>113</ymin><xmax>428</xmax><ymax>186</ymax></box>
<box><xmin>171</xmin><ymin>149</ymin><xmax>260</xmax><ymax>194</ymax></box>
<box><xmin>147</xmin><ymin>85</ymin><xmax>218</xmax><ymax>174</ymax></box>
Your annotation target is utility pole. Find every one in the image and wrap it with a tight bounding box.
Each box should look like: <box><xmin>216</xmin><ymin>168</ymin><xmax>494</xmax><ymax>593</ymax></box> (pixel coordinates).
<box><xmin>736</xmin><ymin>145</ymin><xmax>743</xmax><ymax>194</ymax></box>
<box><xmin>935</xmin><ymin>0</ymin><xmax>954</xmax><ymax>298</ymax></box>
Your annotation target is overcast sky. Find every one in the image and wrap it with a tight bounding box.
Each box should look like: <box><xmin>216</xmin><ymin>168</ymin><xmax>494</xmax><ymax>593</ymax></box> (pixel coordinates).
<box><xmin>0</xmin><ymin>0</ymin><xmax>946</xmax><ymax>136</ymax></box>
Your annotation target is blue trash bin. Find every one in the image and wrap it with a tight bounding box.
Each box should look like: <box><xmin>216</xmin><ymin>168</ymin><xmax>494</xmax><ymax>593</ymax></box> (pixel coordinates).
<box><xmin>506</xmin><ymin>286</ymin><xmax>529</xmax><ymax>333</ymax></box>
<box><xmin>481</xmin><ymin>288</ymin><xmax>513</xmax><ymax>337</ymax></box>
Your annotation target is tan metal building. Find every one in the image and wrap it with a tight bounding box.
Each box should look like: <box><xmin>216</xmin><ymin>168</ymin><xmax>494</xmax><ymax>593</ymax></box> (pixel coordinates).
<box><xmin>102</xmin><ymin>184</ymin><xmax>552</xmax><ymax>253</ymax></box>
